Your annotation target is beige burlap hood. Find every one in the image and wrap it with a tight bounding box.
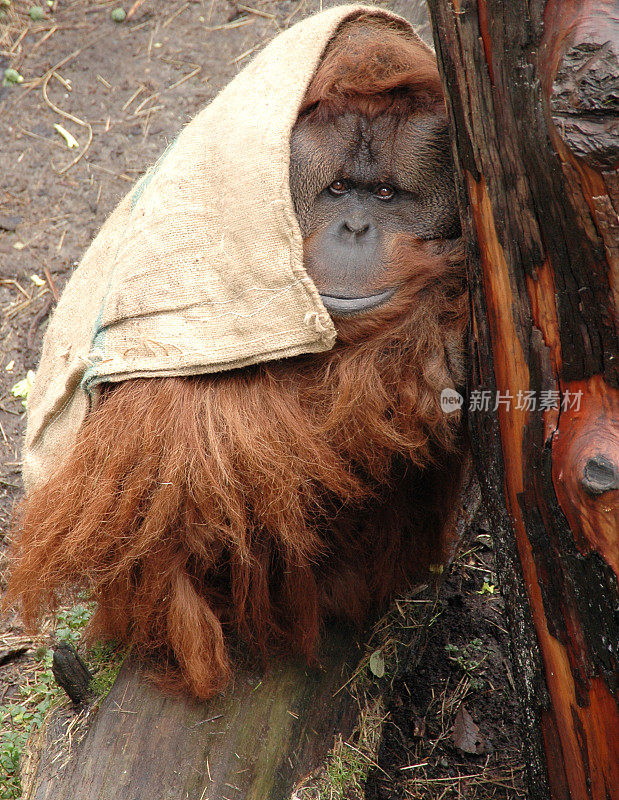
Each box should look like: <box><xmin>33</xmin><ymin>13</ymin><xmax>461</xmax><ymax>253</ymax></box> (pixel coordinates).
<box><xmin>23</xmin><ymin>4</ymin><xmax>420</xmax><ymax>491</ymax></box>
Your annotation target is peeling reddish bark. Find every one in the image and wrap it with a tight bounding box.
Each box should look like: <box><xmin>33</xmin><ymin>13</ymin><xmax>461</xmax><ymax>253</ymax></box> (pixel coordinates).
<box><xmin>427</xmin><ymin>2</ymin><xmax>618</xmax><ymax>798</ymax></box>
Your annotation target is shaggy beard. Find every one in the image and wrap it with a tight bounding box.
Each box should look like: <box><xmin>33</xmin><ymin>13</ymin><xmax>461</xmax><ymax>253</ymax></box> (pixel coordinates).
<box><xmin>7</xmin><ymin>239</ymin><xmax>467</xmax><ymax>698</ymax></box>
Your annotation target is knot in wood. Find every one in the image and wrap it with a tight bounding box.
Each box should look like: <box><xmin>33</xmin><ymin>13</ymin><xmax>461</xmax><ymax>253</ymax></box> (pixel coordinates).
<box><xmin>580</xmin><ymin>454</ymin><xmax>619</xmax><ymax>496</ymax></box>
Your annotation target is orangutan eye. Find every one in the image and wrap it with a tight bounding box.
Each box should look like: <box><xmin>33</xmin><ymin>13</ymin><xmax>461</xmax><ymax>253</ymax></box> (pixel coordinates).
<box><xmin>328</xmin><ymin>180</ymin><xmax>348</xmax><ymax>196</ymax></box>
<box><xmin>375</xmin><ymin>184</ymin><xmax>395</xmax><ymax>200</ymax></box>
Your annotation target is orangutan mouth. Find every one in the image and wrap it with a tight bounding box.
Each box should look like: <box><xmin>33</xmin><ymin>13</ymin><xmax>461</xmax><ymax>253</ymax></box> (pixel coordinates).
<box><xmin>319</xmin><ymin>288</ymin><xmax>396</xmax><ymax>315</ymax></box>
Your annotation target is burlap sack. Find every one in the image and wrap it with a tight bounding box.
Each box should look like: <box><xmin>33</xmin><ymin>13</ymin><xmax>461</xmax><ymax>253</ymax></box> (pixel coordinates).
<box><xmin>23</xmin><ymin>4</ymin><xmax>419</xmax><ymax>491</ymax></box>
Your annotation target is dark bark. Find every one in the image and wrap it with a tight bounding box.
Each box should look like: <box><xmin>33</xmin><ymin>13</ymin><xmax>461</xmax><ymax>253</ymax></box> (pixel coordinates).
<box><xmin>426</xmin><ymin>2</ymin><xmax>618</xmax><ymax>799</ymax></box>
<box><xmin>52</xmin><ymin>642</ymin><xmax>92</xmax><ymax>706</ymax></box>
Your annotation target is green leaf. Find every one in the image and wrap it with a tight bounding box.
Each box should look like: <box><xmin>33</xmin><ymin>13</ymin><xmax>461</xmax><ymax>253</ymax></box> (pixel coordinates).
<box><xmin>369</xmin><ymin>649</ymin><xmax>385</xmax><ymax>678</ymax></box>
<box><xmin>10</xmin><ymin>370</ymin><xmax>35</xmax><ymax>407</ymax></box>
<box><xmin>53</xmin><ymin>123</ymin><xmax>79</xmax><ymax>149</ymax></box>
<box><xmin>3</xmin><ymin>68</ymin><xmax>23</xmax><ymax>86</ymax></box>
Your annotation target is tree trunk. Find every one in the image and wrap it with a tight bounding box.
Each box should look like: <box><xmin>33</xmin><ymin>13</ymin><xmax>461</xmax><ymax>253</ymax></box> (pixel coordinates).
<box><xmin>426</xmin><ymin>2</ymin><xmax>618</xmax><ymax>799</ymax></box>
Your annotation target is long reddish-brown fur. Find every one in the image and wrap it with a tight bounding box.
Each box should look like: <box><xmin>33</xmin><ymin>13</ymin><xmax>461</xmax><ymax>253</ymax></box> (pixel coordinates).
<box><xmin>300</xmin><ymin>16</ymin><xmax>444</xmax><ymax>120</ymax></box>
<box><xmin>7</xmin><ymin>21</ymin><xmax>467</xmax><ymax>699</ymax></box>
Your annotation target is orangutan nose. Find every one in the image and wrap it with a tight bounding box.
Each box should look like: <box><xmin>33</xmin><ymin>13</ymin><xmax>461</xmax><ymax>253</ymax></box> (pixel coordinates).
<box><xmin>341</xmin><ymin>218</ymin><xmax>371</xmax><ymax>237</ymax></box>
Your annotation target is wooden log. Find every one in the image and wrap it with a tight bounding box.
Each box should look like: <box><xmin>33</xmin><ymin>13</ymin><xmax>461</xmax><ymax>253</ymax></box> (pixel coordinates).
<box><xmin>425</xmin><ymin>2</ymin><xmax>618</xmax><ymax>799</ymax></box>
<box><xmin>23</xmin><ymin>623</ymin><xmax>361</xmax><ymax>800</ymax></box>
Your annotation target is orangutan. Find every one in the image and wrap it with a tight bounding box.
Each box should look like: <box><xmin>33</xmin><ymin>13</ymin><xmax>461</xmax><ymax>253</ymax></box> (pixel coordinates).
<box><xmin>8</xmin><ymin>11</ymin><xmax>467</xmax><ymax>698</ymax></box>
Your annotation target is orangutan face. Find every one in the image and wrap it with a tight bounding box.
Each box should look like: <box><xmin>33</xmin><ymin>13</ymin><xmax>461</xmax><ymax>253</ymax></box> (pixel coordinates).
<box><xmin>290</xmin><ymin>109</ymin><xmax>458</xmax><ymax>316</ymax></box>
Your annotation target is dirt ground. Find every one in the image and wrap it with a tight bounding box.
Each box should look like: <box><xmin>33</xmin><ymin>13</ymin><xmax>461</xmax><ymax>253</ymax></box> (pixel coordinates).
<box><xmin>0</xmin><ymin>1</ymin><xmax>525</xmax><ymax>797</ymax></box>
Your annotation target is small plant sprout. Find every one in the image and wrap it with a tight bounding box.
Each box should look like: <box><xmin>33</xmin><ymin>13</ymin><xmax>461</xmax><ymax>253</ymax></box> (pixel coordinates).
<box><xmin>445</xmin><ymin>638</ymin><xmax>489</xmax><ymax>685</ymax></box>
